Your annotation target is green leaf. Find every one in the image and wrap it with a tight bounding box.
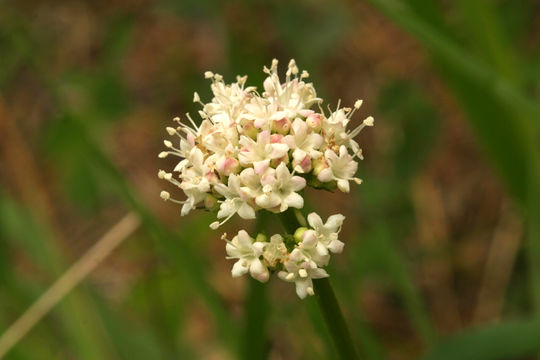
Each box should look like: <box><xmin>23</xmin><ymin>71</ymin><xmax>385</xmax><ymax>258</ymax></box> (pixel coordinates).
<box><xmin>422</xmin><ymin>320</ymin><xmax>540</xmax><ymax>360</ymax></box>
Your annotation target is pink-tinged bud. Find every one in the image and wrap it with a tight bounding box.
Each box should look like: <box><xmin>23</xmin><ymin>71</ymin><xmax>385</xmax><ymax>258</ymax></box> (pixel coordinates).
<box><xmin>271</xmin><ymin>155</ymin><xmax>289</xmax><ymax>168</ymax></box>
<box><xmin>306</xmin><ymin>113</ymin><xmax>322</xmax><ymax>132</ymax></box>
<box><xmin>204</xmin><ymin>194</ymin><xmax>219</xmax><ymax>211</ymax></box>
<box><xmin>242</xmin><ymin>120</ymin><xmax>258</xmax><ymax>139</ymax></box>
<box><xmin>312</xmin><ymin>156</ymin><xmax>329</xmax><ymax>176</ymax></box>
<box><xmin>272</xmin><ymin>118</ymin><xmax>291</xmax><ymax>135</ymax></box>
<box><xmin>205</xmin><ymin>171</ymin><xmax>219</xmax><ymax>183</ymax></box>
<box><xmin>270</xmin><ymin>133</ymin><xmax>284</xmax><ymax>144</ymax></box>
<box><xmin>293</xmin><ymin>155</ymin><xmax>312</xmax><ymax>173</ymax></box>
<box><xmin>217</xmin><ymin>157</ymin><xmax>240</xmax><ymax>176</ymax></box>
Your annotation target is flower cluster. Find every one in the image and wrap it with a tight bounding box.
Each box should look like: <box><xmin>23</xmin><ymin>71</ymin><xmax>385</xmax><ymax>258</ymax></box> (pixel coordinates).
<box><xmin>158</xmin><ymin>59</ymin><xmax>373</xmax><ymax>229</ymax></box>
<box><xmin>224</xmin><ymin>213</ymin><xmax>345</xmax><ymax>299</ymax></box>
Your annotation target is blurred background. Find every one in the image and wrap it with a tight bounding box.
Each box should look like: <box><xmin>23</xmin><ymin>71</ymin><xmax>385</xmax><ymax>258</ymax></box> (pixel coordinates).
<box><xmin>1</xmin><ymin>0</ymin><xmax>540</xmax><ymax>359</ymax></box>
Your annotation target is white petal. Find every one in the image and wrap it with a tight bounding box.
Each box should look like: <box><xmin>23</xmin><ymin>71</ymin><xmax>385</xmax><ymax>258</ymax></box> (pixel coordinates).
<box><xmin>295</xmin><ymin>279</ymin><xmax>311</xmax><ymax>299</ymax></box>
<box><xmin>316</xmin><ymin>242</ymin><xmax>329</xmax><ymax>257</ymax></box>
<box><xmin>293</xmin><ymin>148</ymin><xmax>307</xmax><ymax>162</ymax></box>
<box><xmin>254</xmin><ymin>160</ymin><xmax>270</xmax><ymax>175</ymax></box>
<box><xmin>310</xmin><ymin>268</ymin><xmax>329</xmax><ymax>279</ymax></box>
<box><xmin>217</xmin><ymin>199</ymin><xmax>237</xmax><ymax>219</ymax></box>
<box><xmin>302</xmin><ymin>230</ymin><xmax>318</xmax><ymax>247</ymax></box>
<box><xmin>289</xmin><ymin>248</ymin><xmax>304</xmax><ymax>262</ymax></box>
<box><xmin>250</xmin><ymin>260</ymin><xmax>269</xmax><ymax>283</ymax></box>
<box><xmin>238</xmin><ymin>203</ymin><xmax>256</xmax><ymax>219</ymax></box>
<box><xmin>257</xmin><ymin>130</ymin><xmax>270</xmax><ymax>144</ymax></box>
<box><xmin>255</xmin><ymin>193</ymin><xmax>281</xmax><ymax>209</ymax></box>
<box><xmin>289</xmin><ymin>176</ymin><xmax>306</xmax><ymax>191</ymax></box>
<box><xmin>231</xmin><ymin>260</ymin><xmax>248</xmax><ymax>277</ymax></box>
<box><xmin>307</xmin><ymin>213</ymin><xmax>324</xmax><ymax>229</ymax></box>
<box><xmin>317</xmin><ymin>168</ymin><xmax>333</xmax><ymax>182</ymax></box>
<box><xmin>328</xmin><ymin>239</ymin><xmax>345</xmax><ymax>253</ymax></box>
<box><xmin>292</xmin><ymin>117</ymin><xmax>308</xmax><ymax>135</ymax></box>
<box><xmin>326</xmin><ymin>214</ymin><xmax>345</xmax><ymax>231</ymax></box>
<box><xmin>270</xmin><ymin>143</ymin><xmax>289</xmax><ymax>158</ymax></box>
<box><xmin>337</xmin><ymin>179</ymin><xmax>350</xmax><ymax>193</ymax></box>
<box><xmin>284</xmin><ymin>192</ymin><xmax>304</xmax><ymax>209</ymax></box>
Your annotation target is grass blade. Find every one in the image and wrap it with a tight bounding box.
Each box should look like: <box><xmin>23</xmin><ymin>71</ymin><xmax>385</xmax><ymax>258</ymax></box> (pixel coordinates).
<box><xmin>421</xmin><ymin>320</ymin><xmax>540</xmax><ymax>360</ymax></box>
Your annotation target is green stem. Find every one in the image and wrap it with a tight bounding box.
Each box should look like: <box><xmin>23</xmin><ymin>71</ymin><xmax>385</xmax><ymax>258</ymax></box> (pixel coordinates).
<box><xmin>279</xmin><ymin>210</ymin><xmax>359</xmax><ymax>359</ymax></box>
<box><xmin>313</xmin><ymin>277</ymin><xmax>360</xmax><ymax>359</ymax></box>
<box><xmin>242</xmin><ymin>213</ymin><xmax>271</xmax><ymax>360</ymax></box>
<box><xmin>242</xmin><ymin>278</ymin><xmax>269</xmax><ymax>360</ymax></box>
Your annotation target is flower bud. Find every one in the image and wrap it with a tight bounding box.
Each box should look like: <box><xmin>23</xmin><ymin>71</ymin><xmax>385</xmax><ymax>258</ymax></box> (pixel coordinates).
<box><xmin>217</xmin><ymin>157</ymin><xmax>241</xmax><ymax>176</ymax></box>
<box><xmin>255</xmin><ymin>233</ymin><xmax>268</xmax><ymax>243</ymax></box>
<box><xmin>294</xmin><ymin>227</ymin><xmax>308</xmax><ymax>243</ymax></box>
<box><xmin>270</xmin><ymin>134</ymin><xmax>284</xmax><ymax>144</ymax></box>
<box><xmin>312</xmin><ymin>156</ymin><xmax>329</xmax><ymax>176</ymax></box>
<box><xmin>272</xmin><ymin>118</ymin><xmax>291</xmax><ymax>135</ymax></box>
<box><xmin>306</xmin><ymin>113</ymin><xmax>322</xmax><ymax>132</ymax></box>
<box><xmin>204</xmin><ymin>171</ymin><xmax>219</xmax><ymax>183</ymax></box>
<box><xmin>293</xmin><ymin>155</ymin><xmax>312</xmax><ymax>173</ymax></box>
<box><xmin>242</xmin><ymin>120</ymin><xmax>258</xmax><ymax>139</ymax></box>
<box><xmin>271</xmin><ymin>155</ymin><xmax>289</xmax><ymax>168</ymax></box>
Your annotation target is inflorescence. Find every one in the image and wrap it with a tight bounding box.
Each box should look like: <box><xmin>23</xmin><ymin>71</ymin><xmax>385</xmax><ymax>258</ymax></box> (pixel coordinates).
<box><xmin>159</xmin><ymin>59</ymin><xmax>373</xmax><ymax>298</ymax></box>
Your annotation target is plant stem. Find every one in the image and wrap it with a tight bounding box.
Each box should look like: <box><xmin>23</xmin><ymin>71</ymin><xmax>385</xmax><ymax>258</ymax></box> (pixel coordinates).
<box><xmin>279</xmin><ymin>210</ymin><xmax>360</xmax><ymax>359</ymax></box>
<box><xmin>242</xmin><ymin>278</ymin><xmax>269</xmax><ymax>360</ymax></box>
<box><xmin>313</xmin><ymin>277</ymin><xmax>360</xmax><ymax>359</ymax></box>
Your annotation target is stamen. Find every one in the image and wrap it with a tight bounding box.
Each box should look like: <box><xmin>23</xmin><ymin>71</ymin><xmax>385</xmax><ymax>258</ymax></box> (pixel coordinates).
<box><xmin>286</xmin><ymin>272</ymin><xmax>295</xmax><ymax>281</ymax></box>
<box><xmin>160</xmin><ymin>191</ymin><xmax>170</xmax><ymax>200</ymax></box>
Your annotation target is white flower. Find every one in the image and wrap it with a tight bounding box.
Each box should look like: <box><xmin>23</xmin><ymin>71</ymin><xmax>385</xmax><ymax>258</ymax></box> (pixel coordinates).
<box><xmin>284</xmin><ymin>118</ymin><xmax>323</xmax><ymax>173</ymax></box>
<box><xmin>255</xmin><ymin>163</ymin><xmax>306</xmax><ymax>212</ymax></box>
<box><xmin>307</xmin><ymin>212</ymin><xmax>346</xmax><ymax>254</ymax></box>
<box><xmin>262</xmin><ymin>234</ymin><xmax>288</xmax><ymax>268</ymax></box>
<box><xmin>296</xmin><ymin>229</ymin><xmax>331</xmax><ymax>267</ymax></box>
<box><xmin>225</xmin><ymin>230</ymin><xmax>269</xmax><ymax>282</ymax></box>
<box><xmin>211</xmin><ymin>174</ymin><xmax>256</xmax><ymax>229</ymax></box>
<box><xmin>238</xmin><ymin>130</ymin><xmax>289</xmax><ymax>174</ymax></box>
<box><xmin>278</xmin><ymin>260</ymin><xmax>328</xmax><ymax>299</ymax></box>
<box><xmin>317</xmin><ymin>146</ymin><xmax>360</xmax><ymax>193</ymax></box>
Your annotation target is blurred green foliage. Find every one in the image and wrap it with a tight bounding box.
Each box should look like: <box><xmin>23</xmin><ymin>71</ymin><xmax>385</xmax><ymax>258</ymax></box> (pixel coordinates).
<box><xmin>0</xmin><ymin>0</ymin><xmax>539</xmax><ymax>359</ymax></box>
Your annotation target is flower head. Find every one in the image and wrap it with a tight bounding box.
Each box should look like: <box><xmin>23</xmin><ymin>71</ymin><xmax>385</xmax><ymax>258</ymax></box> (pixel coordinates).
<box><xmin>159</xmin><ymin>59</ymin><xmax>373</xmax><ymax>229</ymax></box>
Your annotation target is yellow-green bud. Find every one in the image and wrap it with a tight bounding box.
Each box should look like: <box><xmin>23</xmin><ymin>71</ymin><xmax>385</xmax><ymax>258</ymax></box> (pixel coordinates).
<box><xmin>294</xmin><ymin>227</ymin><xmax>308</xmax><ymax>243</ymax></box>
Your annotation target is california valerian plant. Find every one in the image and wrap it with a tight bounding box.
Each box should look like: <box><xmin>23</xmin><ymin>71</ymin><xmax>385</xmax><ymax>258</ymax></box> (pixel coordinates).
<box><xmin>159</xmin><ymin>59</ymin><xmax>373</xmax><ymax>298</ymax></box>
